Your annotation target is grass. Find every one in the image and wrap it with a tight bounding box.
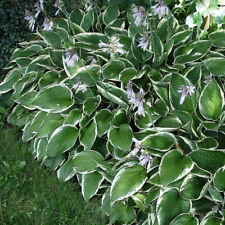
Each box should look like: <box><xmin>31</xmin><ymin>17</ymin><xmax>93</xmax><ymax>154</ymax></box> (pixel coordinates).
<box><xmin>0</xmin><ymin>126</ymin><xmax>108</xmax><ymax>225</ymax></box>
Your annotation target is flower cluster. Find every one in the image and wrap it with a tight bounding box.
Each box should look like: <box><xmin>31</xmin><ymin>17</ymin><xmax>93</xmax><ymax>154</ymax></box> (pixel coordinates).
<box><xmin>138</xmin><ymin>33</ymin><xmax>152</xmax><ymax>52</ymax></box>
<box><xmin>126</xmin><ymin>82</ymin><xmax>146</xmax><ymax>116</ymax></box>
<box><xmin>54</xmin><ymin>0</ymin><xmax>63</xmax><ymax>15</ymax></box>
<box><xmin>131</xmin><ymin>4</ymin><xmax>150</xmax><ymax>28</ymax></box>
<box><xmin>24</xmin><ymin>10</ymin><xmax>36</xmax><ymax>31</ymax></box>
<box><xmin>178</xmin><ymin>85</ymin><xmax>195</xmax><ymax>105</ymax></box>
<box><xmin>72</xmin><ymin>77</ymin><xmax>87</xmax><ymax>93</ymax></box>
<box><xmin>42</xmin><ymin>18</ymin><xmax>53</xmax><ymax>31</ymax></box>
<box><xmin>130</xmin><ymin>138</ymin><xmax>153</xmax><ymax>172</ymax></box>
<box><xmin>99</xmin><ymin>36</ymin><xmax>125</xmax><ymax>57</ymax></box>
<box><xmin>65</xmin><ymin>50</ymin><xmax>79</xmax><ymax>68</ymax></box>
<box><xmin>151</xmin><ymin>0</ymin><xmax>170</xmax><ymax>19</ymax></box>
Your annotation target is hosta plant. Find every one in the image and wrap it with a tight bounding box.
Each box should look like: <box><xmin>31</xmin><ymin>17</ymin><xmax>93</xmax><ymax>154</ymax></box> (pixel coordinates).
<box><xmin>1</xmin><ymin>0</ymin><xmax>225</xmax><ymax>224</ymax></box>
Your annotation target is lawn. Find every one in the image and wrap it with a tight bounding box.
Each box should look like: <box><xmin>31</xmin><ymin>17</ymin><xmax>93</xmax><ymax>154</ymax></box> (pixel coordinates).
<box><xmin>0</xmin><ymin>126</ymin><xmax>107</xmax><ymax>225</ymax></box>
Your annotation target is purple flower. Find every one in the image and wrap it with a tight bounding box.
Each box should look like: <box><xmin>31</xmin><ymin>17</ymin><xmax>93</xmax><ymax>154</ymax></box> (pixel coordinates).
<box><xmin>151</xmin><ymin>0</ymin><xmax>169</xmax><ymax>19</ymax></box>
<box><xmin>72</xmin><ymin>77</ymin><xmax>87</xmax><ymax>93</ymax></box>
<box><xmin>65</xmin><ymin>50</ymin><xmax>79</xmax><ymax>68</ymax></box>
<box><xmin>204</xmin><ymin>75</ymin><xmax>212</xmax><ymax>84</ymax></box>
<box><xmin>178</xmin><ymin>85</ymin><xmax>195</xmax><ymax>105</ymax></box>
<box><xmin>128</xmin><ymin>87</ymin><xmax>146</xmax><ymax>116</ymax></box>
<box><xmin>131</xmin><ymin>4</ymin><xmax>151</xmax><ymax>28</ymax></box>
<box><xmin>42</xmin><ymin>18</ymin><xmax>53</xmax><ymax>31</ymax></box>
<box><xmin>138</xmin><ymin>33</ymin><xmax>152</xmax><ymax>52</ymax></box>
<box><xmin>24</xmin><ymin>10</ymin><xmax>36</xmax><ymax>31</ymax></box>
<box><xmin>54</xmin><ymin>0</ymin><xmax>63</xmax><ymax>15</ymax></box>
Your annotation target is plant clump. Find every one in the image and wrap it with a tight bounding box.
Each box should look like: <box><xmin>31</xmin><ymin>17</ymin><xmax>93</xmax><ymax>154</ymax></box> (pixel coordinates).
<box><xmin>1</xmin><ymin>0</ymin><xmax>225</xmax><ymax>224</ymax></box>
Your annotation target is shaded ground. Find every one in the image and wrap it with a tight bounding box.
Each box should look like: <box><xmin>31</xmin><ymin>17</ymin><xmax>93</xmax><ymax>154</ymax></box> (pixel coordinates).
<box><xmin>0</xmin><ymin>126</ymin><xmax>107</xmax><ymax>225</ymax></box>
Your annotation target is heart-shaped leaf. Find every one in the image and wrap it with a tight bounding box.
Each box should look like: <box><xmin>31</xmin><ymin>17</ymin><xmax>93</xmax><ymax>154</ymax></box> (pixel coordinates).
<box><xmin>32</xmin><ymin>84</ymin><xmax>74</xmax><ymax>113</ymax></box>
<box><xmin>170</xmin><ymin>213</ymin><xmax>198</xmax><ymax>225</ymax></box>
<box><xmin>199</xmin><ymin>80</ymin><xmax>224</xmax><ymax>120</ymax></box>
<box><xmin>110</xmin><ymin>165</ymin><xmax>147</xmax><ymax>202</ymax></box>
<box><xmin>80</xmin><ymin>120</ymin><xmax>97</xmax><ymax>150</ymax></box>
<box><xmin>57</xmin><ymin>158</ymin><xmax>76</xmax><ymax>182</ymax></box>
<box><xmin>160</xmin><ymin>150</ymin><xmax>193</xmax><ymax>186</ymax></box>
<box><xmin>109</xmin><ymin>124</ymin><xmax>132</xmax><ymax>151</ymax></box>
<box><xmin>180</xmin><ymin>175</ymin><xmax>208</xmax><ymax>200</ymax></box>
<box><xmin>95</xmin><ymin>109</ymin><xmax>113</xmax><ymax>137</ymax></box>
<box><xmin>83</xmin><ymin>96</ymin><xmax>101</xmax><ymax>116</ymax></box>
<box><xmin>209</xmin><ymin>31</ymin><xmax>225</xmax><ymax>48</ymax></box>
<box><xmin>47</xmin><ymin>125</ymin><xmax>79</xmax><ymax>157</ymax></box>
<box><xmin>142</xmin><ymin>133</ymin><xmax>175</xmax><ymax>152</ymax></box>
<box><xmin>103</xmin><ymin>6</ymin><xmax>119</xmax><ymax>25</ymax></box>
<box><xmin>205</xmin><ymin>57</ymin><xmax>225</xmax><ymax>76</ymax></box>
<box><xmin>189</xmin><ymin>150</ymin><xmax>225</xmax><ymax>173</ymax></box>
<box><xmin>97</xmin><ymin>82</ymin><xmax>128</xmax><ymax>108</ymax></box>
<box><xmin>110</xmin><ymin>202</ymin><xmax>136</xmax><ymax>225</ymax></box>
<box><xmin>213</xmin><ymin>166</ymin><xmax>225</xmax><ymax>192</ymax></box>
<box><xmin>81</xmin><ymin>172</ymin><xmax>104</xmax><ymax>201</ymax></box>
<box><xmin>72</xmin><ymin>150</ymin><xmax>104</xmax><ymax>173</ymax></box>
<box><xmin>156</xmin><ymin>188</ymin><xmax>191</xmax><ymax>225</ymax></box>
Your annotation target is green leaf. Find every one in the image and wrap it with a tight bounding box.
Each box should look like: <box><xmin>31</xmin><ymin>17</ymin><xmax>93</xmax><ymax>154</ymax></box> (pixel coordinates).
<box><xmin>110</xmin><ymin>202</ymin><xmax>136</xmax><ymax>224</ymax></box>
<box><xmin>81</xmin><ymin>10</ymin><xmax>94</xmax><ymax>31</ymax></box>
<box><xmin>103</xmin><ymin>60</ymin><xmax>125</xmax><ymax>80</ymax></box>
<box><xmin>151</xmin><ymin>32</ymin><xmax>164</xmax><ymax>56</ymax></box>
<box><xmin>39</xmin><ymin>71</ymin><xmax>59</xmax><ymax>89</ymax></box>
<box><xmin>47</xmin><ymin>125</ymin><xmax>79</xmax><ymax>157</ymax></box>
<box><xmin>142</xmin><ymin>133</ymin><xmax>175</xmax><ymax>152</ymax></box>
<box><xmin>209</xmin><ymin>31</ymin><xmax>225</xmax><ymax>48</ymax></box>
<box><xmin>174</xmin><ymin>41</ymin><xmax>211</xmax><ymax>64</ymax></box>
<box><xmin>95</xmin><ymin>109</ymin><xmax>113</xmax><ymax>137</ymax></box>
<box><xmin>36</xmin><ymin>113</ymin><xmax>63</xmax><ymax>138</ymax></box>
<box><xmin>74</xmin><ymin>32</ymin><xmax>108</xmax><ymax>46</ymax></box>
<box><xmin>155</xmin><ymin>114</ymin><xmax>182</xmax><ymax>130</ymax></box>
<box><xmin>80</xmin><ymin>120</ymin><xmax>97</xmax><ymax>150</ymax></box>
<box><xmin>10</xmin><ymin>45</ymin><xmax>42</xmax><ymax>60</ymax></box>
<box><xmin>110</xmin><ymin>165</ymin><xmax>147</xmax><ymax>202</ymax></box>
<box><xmin>43</xmin><ymin>154</ymin><xmax>66</xmax><ymax>170</ymax></box>
<box><xmin>199</xmin><ymin>80</ymin><xmax>224</xmax><ymax>120</ymax></box>
<box><xmin>83</xmin><ymin>96</ymin><xmax>101</xmax><ymax>116</ymax></box>
<box><xmin>18</xmin><ymin>91</ymin><xmax>37</xmax><ymax>110</ymax></box>
<box><xmin>200</xmin><ymin>214</ymin><xmax>222</xmax><ymax>225</ymax></box>
<box><xmin>57</xmin><ymin>158</ymin><xmax>76</xmax><ymax>182</ymax></box>
<box><xmin>170</xmin><ymin>213</ymin><xmax>198</xmax><ymax>225</ymax></box>
<box><xmin>0</xmin><ymin>69</ymin><xmax>22</xmax><ymax>94</ymax></box>
<box><xmin>73</xmin><ymin>65</ymin><xmax>101</xmax><ymax>85</ymax></box>
<box><xmin>32</xmin><ymin>84</ymin><xmax>74</xmax><ymax>113</ymax></box>
<box><xmin>81</xmin><ymin>172</ymin><xmax>103</xmax><ymax>201</ymax></box>
<box><xmin>36</xmin><ymin>138</ymin><xmax>48</xmax><ymax>161</ymax></box>
<box><xmin>156</xmin><ymin>188</ymin><xmax>191</xmax><ymax>225</ymax></box>
<box><xmin>103</xmin><ymin>6</ymin><xmax>119</xmax><ymax>25</ymax></box>
<box><xmin>64</xmin><ymin>109</ymin><xmax>82</xmax><ymax>126</ymax></box>
<box><xmin>180</xmin><ymin>175</ymin><xmax>207</xmax><ymax>200</ymax></box>
<box><xmin>213</xmin><ymin>166</ymin><xmax>225</xmax><ymax>192</ymax></box>
<box><xmin>197</xmin><ymin>137</ymin><xmax>218</xmax><ymax>149</ymax></box>
<box><xmin>189</xmin><ymin>150</ymin><xmax>225</xmax><ymax>173</ymax></box>
<box><xmin>170</xmin><ymin>30</ymin><xmax>192</xmax><ymax>46</ymax></box>
<box><xmin>160</xmin><ymin>150</ymin><xmax>193</xmax><ymax>186</ymax></box>
<box><xmin>50</xmin><ymin>50</ymin><xmax>63</xmax><ymax>68</ymax></box>
<box><xmin>40</xmin><ymin>30</ymin><xmax>61</xmax><ymax>49</ymax></box>
<box><xmin>205</xmin><ymin>57</ymin><xmax>225</xmax><ymax>76</ymax></box>
<box><xmin>72</xmin><ymin>150</ymin><xmax>104</xmax><ymax>173</ymax></box>
<box><xmin>119</xmin><ymin>68</ymin><xmax>138</xmax><ymax>83</ymax></box>
<box><xmin>208</xmin><ymin>184</ymin><xmax>224</xmax><ymax>202</ymax></box>
<box><xmin>97</xmin><ymin>82</ymin><xmax>128</xmax><ymax>108</ymax></box>
<box><xmin>109</xmin><ymin>124</ymin><xmax>132</xmax><ymax>151</ymax></box>
<box><xmin>70</xmin><ymin>8</ymin><xmax>84</xmax><ymax>25</ymax></box>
